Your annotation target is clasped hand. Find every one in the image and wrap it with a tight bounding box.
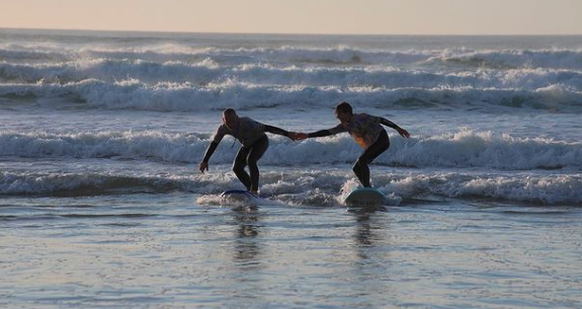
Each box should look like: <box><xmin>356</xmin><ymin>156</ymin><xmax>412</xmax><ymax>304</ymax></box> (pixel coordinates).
<box><xmin>288</xmin><ymin>132</ymin><xmax>308</xmax><ymax>141</ymax></box>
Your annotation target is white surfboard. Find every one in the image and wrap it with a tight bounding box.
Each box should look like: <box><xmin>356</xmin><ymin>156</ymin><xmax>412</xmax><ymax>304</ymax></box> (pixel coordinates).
<box><xmin>344</xmin><ymin>187</ymin><xmax>386</xmax><ymax>206</ymax></box>
<box><xmin>220</xmin><ymin>189</ymin><xmax>260</xmax><ymax>203</ymax></box>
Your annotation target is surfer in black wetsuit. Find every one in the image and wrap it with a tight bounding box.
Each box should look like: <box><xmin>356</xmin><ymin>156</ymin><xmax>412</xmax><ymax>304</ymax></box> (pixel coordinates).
<box><xmin>293</xmin><ymin>102</ymin><xmax>410</xmax><ymax>188</ymax></box>
<box><xmin>199</xmin><ymin>108</ymin><xmax>294</xmax><ymax>195</ymax></box>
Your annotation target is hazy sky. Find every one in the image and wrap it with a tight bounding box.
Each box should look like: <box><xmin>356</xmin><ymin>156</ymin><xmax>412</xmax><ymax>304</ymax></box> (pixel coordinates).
<box><xmin>1</xmin><ymin>0</ymin><xmax>581</xmax><ymax>35</ymax></box>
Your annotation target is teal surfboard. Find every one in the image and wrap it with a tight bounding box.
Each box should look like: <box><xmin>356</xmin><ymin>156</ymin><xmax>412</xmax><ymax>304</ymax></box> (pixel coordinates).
<box><xmin>344</xmin><ymin>187</ymin><xmax>386</xmax><ymax>206</ymax></box>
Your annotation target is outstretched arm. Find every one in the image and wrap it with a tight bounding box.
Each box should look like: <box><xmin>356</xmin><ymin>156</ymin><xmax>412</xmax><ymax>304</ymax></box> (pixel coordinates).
<box><xmin>292</xmin><ymin>129</ymin><xmax>337</xmax><ymax>140</ymax></box>
<box><xmin>292</xmin><ymin>123</ymin><xmax>344</xmax><ymax>141</ymax></box>
<box><xmin>264</xmin><ymin>125</ymin><xmax>294</xmax><ymax>140</ymax></box>
<box><xmin>199</xmin><ymin>141</ymin><xmax>219</xmax><ymax>173</ymax></box>
<box><xmin>308</xmin><ymin>129</ymin><xmax>336</xmax><ymax>138</ymax></box>
<box><xmin>380</xmin><ymin>118</ymin><xmax>410</xmax><ymax>138</ymax></box>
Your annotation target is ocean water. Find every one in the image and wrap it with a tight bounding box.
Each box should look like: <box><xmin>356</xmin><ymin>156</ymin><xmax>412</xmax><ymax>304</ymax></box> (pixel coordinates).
<box><xmin>1</xmin><ymin>28</ymin><xmax>582</xmax><ymax>308</ymax></box>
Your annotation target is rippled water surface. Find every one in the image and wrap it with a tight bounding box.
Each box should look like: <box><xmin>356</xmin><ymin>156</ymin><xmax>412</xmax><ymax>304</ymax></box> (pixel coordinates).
<box><xmin>2</xmin><ymin>194</ymin><xmax>581</xmax><ymax>308</ymax></box>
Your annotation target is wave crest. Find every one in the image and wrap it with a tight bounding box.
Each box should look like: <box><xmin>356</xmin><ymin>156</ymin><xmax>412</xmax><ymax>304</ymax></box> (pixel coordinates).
<box><xmin>1</xmin><ymin>130</ymin><xmax>581</xmax><ymax>170</ymax></box>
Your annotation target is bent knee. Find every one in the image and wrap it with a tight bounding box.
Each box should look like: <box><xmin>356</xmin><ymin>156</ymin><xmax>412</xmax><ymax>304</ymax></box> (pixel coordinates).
<box><xmin>246</xmin><ymin>158</ymin><xmax>259</xmax><ymax>167</ymax></box>
<box><xmin>353</xmin><ymin>160</ymin><xmax>364</xmax><ymax>171</ymax></box>
<box><xmin>232</xmin><ymin>162</ymin><xmax>245</xmax><ymax>172</ymax></box>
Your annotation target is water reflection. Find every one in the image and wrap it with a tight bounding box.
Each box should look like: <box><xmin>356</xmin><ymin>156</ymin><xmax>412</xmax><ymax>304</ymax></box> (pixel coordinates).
<box><xmin>231</xmin><ymin>208</ymin><xmax>263</xmax><ymax>267</ymax></box>
<box><xmin>226</xmin><ymin>207</ymin><xmax>266</xmax><ymax>306</ymax></box>
<box><xmin>345</xmin><ymin>207</ymin><xmax>394</xmax><ymax>305</ymax></box>
<box><xmin>351</xmin><ymin>207</ymin><xmax>389</xmax><ymax>251</ymax></box>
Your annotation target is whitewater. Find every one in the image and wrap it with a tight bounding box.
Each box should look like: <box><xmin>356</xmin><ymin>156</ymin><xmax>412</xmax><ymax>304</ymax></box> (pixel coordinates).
<box><xmin>1</xmin><ymin>29</ymin><xmax>581</xmax><ymax>308</ymax></box>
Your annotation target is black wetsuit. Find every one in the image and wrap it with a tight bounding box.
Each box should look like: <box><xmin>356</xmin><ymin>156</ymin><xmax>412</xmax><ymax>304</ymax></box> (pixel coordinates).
<box><xmin>353</xmin><ymin>130</ymin><xmax>389</xmax><ymax>187</ymax></box>
<box><xmin>202</xmin><ymin>120</ymin><xmax>289</xmax><ymax>192</ymax></box>
<box><xmin>308</xmin><ymin>114</ymin><xmax>397</xmax><ymax>187</ymax></box>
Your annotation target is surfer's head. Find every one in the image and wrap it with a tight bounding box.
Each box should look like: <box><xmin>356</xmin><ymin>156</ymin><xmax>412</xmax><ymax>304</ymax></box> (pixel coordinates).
<box><xmin>222</xmin><ymin>108</ymin><xmax>238</xmax><ymax>129</ymax></box>
<box><xmin>334</xmin><ymin>101</ymin><xmax>353</xmax><ymax>124</ymax></box>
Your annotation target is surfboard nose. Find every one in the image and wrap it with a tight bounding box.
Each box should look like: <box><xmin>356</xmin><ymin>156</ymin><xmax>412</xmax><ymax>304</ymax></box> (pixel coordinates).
<box><xmin>344</xmin><ymin>187</ymin><xmax>386</xmax><ymax>206</ymax></box>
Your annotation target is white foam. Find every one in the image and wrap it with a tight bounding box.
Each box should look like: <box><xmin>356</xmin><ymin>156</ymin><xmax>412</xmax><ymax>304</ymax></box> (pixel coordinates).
<box><xmin>1</xmin><ymin>169</ymin><xmax>580</xmax><ymax>205</ymax></box>
<box><xmin>430</xmin><ymin>48</ymin><xmax>582</xmax><ymax>70</ymax></box>
<box><xmin>379</xmin><ymin>172</ymin><xmax>582</xmax><ymax>205</ymax></box>
<box><xmin>1</xmin><ymin>130</ymin><xmax>581</xmax><ymax>171</ymax></box>
<box><xmin>2</xmin><ymin>60</ymin><xmax>581</xmax><ymax>90</ymax></box>
<box><xmin>3</xmin><ymin>39</ymin><xmax>582</xmax><ymax>113</ymax></box>
<box><xmin>1</xmin><ymin>79</ymin><xmax>581</xmax><ymax>113</ymax></box>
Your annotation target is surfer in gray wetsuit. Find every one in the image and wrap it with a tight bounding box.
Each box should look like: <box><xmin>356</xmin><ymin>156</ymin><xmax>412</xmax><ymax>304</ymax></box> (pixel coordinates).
<box><xmin>294</xmin><ymin>102</ymin><xmax>410</xmax><ymax>188</ymax></box>
<box><xmin>199</xmin><ymin>108</ymin><xmax>294</xmax><ymax>195</ymax></box>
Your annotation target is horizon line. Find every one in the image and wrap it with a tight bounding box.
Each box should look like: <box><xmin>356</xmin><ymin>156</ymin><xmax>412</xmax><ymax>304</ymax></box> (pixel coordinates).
<box><xmin>2</xmin><ymin>26</ymin><xmax>581</xmax><ymax>37</ymax></box>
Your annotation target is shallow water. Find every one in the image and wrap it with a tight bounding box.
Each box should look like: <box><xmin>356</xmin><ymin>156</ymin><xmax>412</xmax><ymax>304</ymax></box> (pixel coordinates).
<box><xmin>2</xmin><ymin>193</ymin><xmax>581</xmax><ymax>308</ymax></box>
